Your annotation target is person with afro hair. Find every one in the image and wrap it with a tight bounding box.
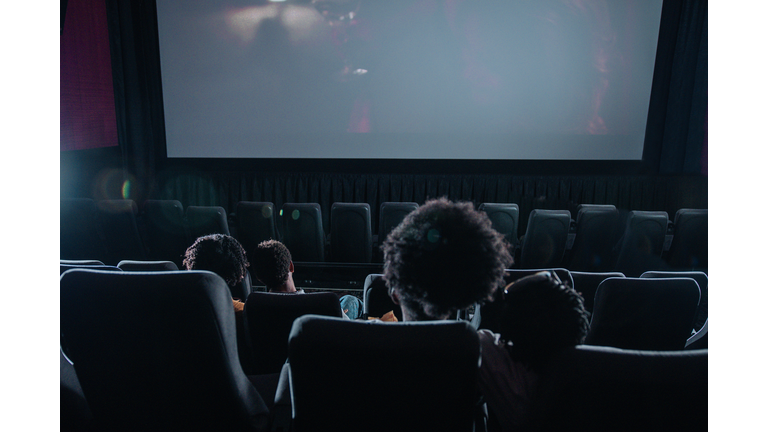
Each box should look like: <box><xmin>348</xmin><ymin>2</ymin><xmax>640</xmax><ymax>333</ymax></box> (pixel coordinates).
<box><xmin>381</xmin><ymin>197</ymin><xmax>513</xmax><ymax>321</ymax></box>
<box><xmin>478</xmin><ymin>270</ymin><xmax>590</xmax><ymax>430</ymax></box>
<box><xmin>250</xmin><ymin>239</ymin><xmax>300</xmax><ymax>293</ymax></box>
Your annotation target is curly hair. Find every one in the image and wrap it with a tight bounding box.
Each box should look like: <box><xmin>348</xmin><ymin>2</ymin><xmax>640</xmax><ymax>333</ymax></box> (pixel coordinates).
<box><xmin>501</xmin><ymin>271</ymin><xmax>590</xmax><ymax>370</ymax></box>
<box><xmin>382</xmin><ymin>198</ymin><xmax>513</xmax><ymax>320</ymax></box>
<box><xmin>183</xmin><ymin>234</ymin><xmax>249</xmax><ymax>286</ymax></box>
<box><xmin>250</xmin><ymin>240</ymin><xmax>293</xmax><ymax>288</ymax></box>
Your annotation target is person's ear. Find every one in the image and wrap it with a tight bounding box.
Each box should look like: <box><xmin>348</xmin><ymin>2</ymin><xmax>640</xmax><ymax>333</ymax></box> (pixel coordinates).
<box><xmin>289</xmin><ymin>261</ymin><xmax>294</xmax><ymax>273</ymax></box>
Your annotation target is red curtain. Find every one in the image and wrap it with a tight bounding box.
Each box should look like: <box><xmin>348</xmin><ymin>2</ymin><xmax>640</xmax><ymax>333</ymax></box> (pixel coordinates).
<box><xmin>61</xmin><ymin>0</ymin><xmax>118</xmax><ymax>151</ymax></box>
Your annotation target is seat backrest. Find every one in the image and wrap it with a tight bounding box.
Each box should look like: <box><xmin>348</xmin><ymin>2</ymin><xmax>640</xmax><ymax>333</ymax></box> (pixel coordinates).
<box><xmin>236</xmin><ymin>201</ymin><xmax>278</xmax><ymax>261</ymax></box>
<box><xmin>613</xmin><ymin>210</ymin><xmax>669</xmax><ymax>276</ymax></box>
<box><xmin>362</xmin><ymin>273</ymin><xmax>403</xmax><ymax>321</ymax></box>
<box><xmin>140</xmin><ymin>199</ymin><xmax>188</xmax><ymax>268</ymax></box>
<box><xmin>61</xmin><ymin>347</ymin><xmax>93</xmax><ymax>432</ymax></box>
<box><xmin>59</xmin><ymin>269</ymin><xmax>269</xmax><ymax>431</ymax></box>
<box><xmin>61</xmin><ymin>198</ymin><xmax>106</xmax><ymax>262</ymax></box>
<box><xmin>567</xmin><ymin>205</ymin><xmax>620</xmax><ymax>272</ymax></box>
<box><xmin>685</xmin><ymin>318</ymin><xmax>708</xmax><ymax>350</ymax></box>
<box><xmin>478</xmin><ymin>202</ymin><xmax>520</xmax><ymax>247</ymax></box>
<box><xmin>60</xmin><ymin>264</ymin><xmax>121</xmax><ymax>275</ymax></box>
<box><xmin>243</xmin><ymin>291</ymin><xmax>344</xmax><ymax>375</ymax></box>
<box><xmin>518</xmin><ymin>209</ymin><xmax>571</xmax><ymax>269</ymax></box>
<box><xmin>117</xmin><ymin>260</ymin><xmax>179</xmax><ymax>271</ymax></box>
<box><xmin>569</xmin><ymin>271</ymin><xmax>625</xmax><ymax>315</ymax></box>
<box><xmin>525</xmin><ymin>345</ymin><xmax>707</xmax><ymax>431</ymax></box>
<box><xmin>378</xmin><ymin>202</ymin><xmax>419</xmax><ymax>242</ymax></box>
<box><xmin>96</xmin><ymin>199</ymin><xmax>147</xmax><ymax>265</ymax></box>
<box><xmin>287</xmin><ymin>315</ymin><xmax>480</xmax><ymax>432</ymax></box>
<box><xmin>184</xmin><ymin>205</ymin><xmax>231</xmax><ymax>242</ymax></box>
<box><xmin>60</xmin><ymin>259</ymin><xmax>105</xmax><ymax>266</ymax></box>
<box><xmin>330</xmin><ymin>202</ymin><xmax>373</xmax><ymax>263</ymax></box>
<box><xmin>585</xmin><ymin>277</ymin><xmax>700</xmax><ymax>351</ymax></box>
<box><xmin>640</xmin><ymin>270</ymin><xmax>708</xmax><ymax>332</ymax></box>
<box><xmin>666</xmin><ymin>208</ymin><xmax>708</xmax><ymax>271</ymax></box>
<box><xmin>280</xmin><ymin>203</ymin><xmax>325</xmax><ymax>262</ymax></box>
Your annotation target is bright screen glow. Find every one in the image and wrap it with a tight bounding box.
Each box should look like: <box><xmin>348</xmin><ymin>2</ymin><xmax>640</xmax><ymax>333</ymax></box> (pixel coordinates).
<box><xmin>156</xmin><ymin>0</ymin><xmax>663</xmax><ymax>160</ymax></box>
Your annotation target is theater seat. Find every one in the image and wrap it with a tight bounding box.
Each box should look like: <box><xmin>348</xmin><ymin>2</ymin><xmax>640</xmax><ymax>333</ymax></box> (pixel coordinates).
<box><xmin>569</xmin><ymin>271</ymin><xmax>625</xmax><ymax>316</ymax></box>
<box><xmin>283</xmin><ymin>315</ymin><xmax>481</xmax><ymax>432</ymax></box>
<box><xmin>329</xmin><ymin>202</ymin><xmax>373</xmax><ymax>263</ymax></box>
<box><xmin>60</xmin><ymin>269</ymin><xmax>270</xmax><ymax>431</ymax></box>
<box><xmin>117</xmin><ymin>260</ymin><xmax>179</xmax><ymax>271</ymax></box>
<box><xmin>585</xmin><ymin>277</ymin><xmax>700</xmax><ymax>351</ymax></box>
<box><xmin>613</xmin><ymin>210</ymin><xmax>669</xmax><ymax>276</ymax></box>
<box><xmin>236</xmin><ymin>201</ymin><xmax>278</xmax><ymax>261</ymax></box>
<box><xmin>96</xmin><ymin>199</ymin><xmax>147</xmax><ymax>265</ymax></box>
<box><xmin>565</xmin><ymin>204</ymin><xmax>620</xmax><ymax>272</ymax></box>
<box><xmin>242</xmin><ymin>291</ymin><xmax>344</xmax><ymax>375</ymax></box>
<box><xmin>479</xmin><ymin>202</ymin><xmax>520</xmax><ymax>253</ymax></box>
<box><xmin>666</xmin><ymin>208</ymin><xmax>708</xmax><ymax>271</ymax></box>
<box><xmin>61</xmin><ymin>198</ymin><xmax>106</xmax><ymax>262</ymax></box>
<box><xmin>184</xmin><ymin>205</ymin><xmax>231</xmax><ymax>242</ymax></box>
<box><xmin>362</xmin><ymin>273</ymin><xmax>403</xmax><ymax>321</ymax></box>
<box><xmin>280</xmin><ymin>203</ymin><xmax>325</xmax><ymax>262</ymax></box>
<box><xmin>375</xmin><ymin>201</ymin><xmax>419</xmax><ymax>261</ymax></box>
<box><xmin>140</xmin><ymin>200</ymin><xmax>188</xmax><ymax>268</ymax></box>
<box><xmin>640</xmin><ymin>270</ymin><xmax>708</xmax><ymax>332</ymax></box>
<box><xmin>518</xmin><ymin>209</ymin><xmax>571</xmax><ymax>269</ymax></box>
<box><xmin>524</xmin><ymin>345</ymin><xmax>707</xmax><ymax>431</ymax></box>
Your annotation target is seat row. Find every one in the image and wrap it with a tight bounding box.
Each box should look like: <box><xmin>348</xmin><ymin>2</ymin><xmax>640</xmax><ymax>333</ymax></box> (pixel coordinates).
<box><xmin>60</xmin><ymin>198</ymin><xmax>707</xmax><ymax>276</ymax></box>
<box><xmin>60</xmin><ymin>267</ymin><xmax>707</xmax><ymax>432</ymax></box>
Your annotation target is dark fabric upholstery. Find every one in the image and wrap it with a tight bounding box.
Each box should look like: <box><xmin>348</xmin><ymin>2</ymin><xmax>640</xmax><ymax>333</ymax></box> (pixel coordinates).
<box><xmin>569</xmin><ymin>271</ymin><xmax>626</xmax><ymax>315</ymax></box>
<box><xmin>518</xmin><ymin>209</ymin><xmax>571</xmax><ymax>269</ymax></box>
<box><xmin>280</xmin><ymin>203</ymin><xmax>325</xmax><ymax>262</ymax></box>
<box><xmin>96</xmin><ymin>199</ymin><xmax>147</xmax><ymax>265</ymax></box>
<box><xmin>585</xmin><ymin>277</ymin><xmax>700</xmax><ymax>351</ymax></box>
<box><xmin>330</xmin><ymin>202</ymin><xmax>373</xmax><ymax>263</ymax></box>
<box><xmin>523</xmin><ymin>345</ymin><xmax>707</xmax><ymax>431</ymax></box>
<box><xmin>235</xmin><ymin>201</ymin><xmax>278</xmax><ymax>262</ymax></box>
<box><xmin>184</xmin><ymin>205</ymin><xmax>231</xmax><ymax>241</ymax></box>
<box><xmin>61</xmin><ymin>198</ymin><xmax>106</xmax><ymax>262</ymax></box>
<box><xmin>640</xmin><ymin>270</ymin><xmax>708</xmax><ymax>332</ymax></box>
<box><xmin>117</xmin><ymin>260</ymin><xmax>179</xmax><ymax>271</ymax></box>
<box><xmin>61</xmin><ymin>259</ymin><xmax>105</xmax><ymax>266</ymax></box>
<box><xmin>61</xmin><ymin>348</ymin><xmax>93</xmax><ymax>432</ymax></box>
<box><xmin>613</xmin><ymin>210</ymin><xmax>670</xmax><ymax>276</ymax></box>
<box><xmin>685</xmin><ymin>318</ymin><xmax>707</xmax><ymax>350</ymax></box>
<box><xmin>479</xmin><ymin>202</ymin><xmax>521</xmax><ymax>248</ymax></box>
<box><xmin>242</xmin><ymin>291</ymin><xmax>344</xmax><ymax>375</ymax></box>
<box><xmin>59</xmin><ymin>269</ymin><xmax>269</xmax><ymax>431</ymax></box>
<box><xmin>140</xmin><ymin>199</ymin><xmax>188</xmax><ymax>268</ymax></box>
<box><xmin>362</xmin><ymin>273</ymin><xmax>403</xmax><ymax>321</ymax></box>
<box><xmin>566</xmin><ymin>205</ymin><xmax>621</xmax><ymax>272</ymax></box>
<box><xmin>666</xmin><ymin>208</ymin><xmax>708</xmax><ymax>271</ymax></box>
<box><xmin>286</xmin><ymin>315</ymin><xmax>481</xmax><ymax>432</ymax></box>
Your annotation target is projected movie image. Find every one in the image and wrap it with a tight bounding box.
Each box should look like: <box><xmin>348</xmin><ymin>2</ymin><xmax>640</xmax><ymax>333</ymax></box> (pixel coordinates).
<box><xmin>157</xmin><ymin>0</ymin><xmax>663</xmax><ymax>160</ymax></box>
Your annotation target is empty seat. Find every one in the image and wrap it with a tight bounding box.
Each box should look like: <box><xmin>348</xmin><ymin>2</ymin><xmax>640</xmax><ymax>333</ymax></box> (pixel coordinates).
<box><xmin>362</xmin><ymin>273</ymin><xmax>403</xmax><ymax>321</ymax></box>
<box><xmin>478</xmin><ymin>202</ymin><xmax>520</xmax><ymax>251</ymax></box>
<box><xmin>140</xmin><ymin>199</ymin><xmax>188</xmax><ymax>268</ymax></box>
<box><xmin>284</xmin><ymin>315</ymin><xmax>481</xmax><ymax>432</ymax></box>
<box><xmin>236</xmin><ymin>201</ymin><xmax>278</xmax><ymax>261</ymax></box>
<box><xmin>518</xmin><ymin>209</ymin><xmax>571</xmax><ymax>269</ymax></box>
<box><xmin>61</xmin><ymin>198</ymin><xmax>105</xmax><ymax>262</ymax></box>
<box><xmin>280</xmin><ymin>203</ymin><xmax>325</xmax><ymax>262</ymax></box>
<box><xmin>566</xmin><ymin>204</ymin><xmax>621</xmax><ymax>272</ymax></box>
<box><xmin>613</xmin><ymin>210</ymin><xmax>669</xmax><ymax>276</ymax></box>
<box><xmin>378</xmin><ymin>201</ymin><xmax>419</xmax><ymax>242</ymax></box>
<box><xmin>59</xmin><ymin>269</ymin><xmax>270</xmax><ymax>431</ymax></box>
<box><xmin>184</xmin><ymin>205</ymin><xmax>230</xmax><ymax>243</ymax></box>
<box><xmin>524</xmin><ymin>345</ymin><xmax>707</xmax><ymax>431</ymax></box>
<box><xmin>569</xmin><ymin>271</ymin><xmax>626</xmax><ymax>316</ymax></box>
<box><xmin>242</xmin><ymin>291</ymin><xmax>344</xmax><ymax>375</ymax></box>
<box><xmin>117</xmin><ymin>260</ymin><xmax>179</xmax><ymax>271</ymax></box>
<box><xmin>330</xmin><ymin>202</ymin><xmax>373</xmax><ymax>263</ymax></box>
<box><xmin>96</xmin><ymin>199</ymin><xmax>147</xmax><ymax>265</ymax></box>
<box><xmin>666</xmin><ymin>208</ymin><xmax>708</xmax><ymax>271</ymax></box>
<box><xmin>640</xmin><ymin>270</ymin><xmax>708</xmax><ymax>332</ymax></box>
<box><xmin>585</xmin><ymin>277</ymin><xmax>700</xmax><ymax>351</ymax></box>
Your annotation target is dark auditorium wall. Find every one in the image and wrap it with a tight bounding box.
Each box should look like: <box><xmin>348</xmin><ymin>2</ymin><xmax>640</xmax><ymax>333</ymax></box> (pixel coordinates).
<box><xmin>60</xmin><ymin>0</ymin><xmax>708</xmax><ymax>233</ymax></box>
